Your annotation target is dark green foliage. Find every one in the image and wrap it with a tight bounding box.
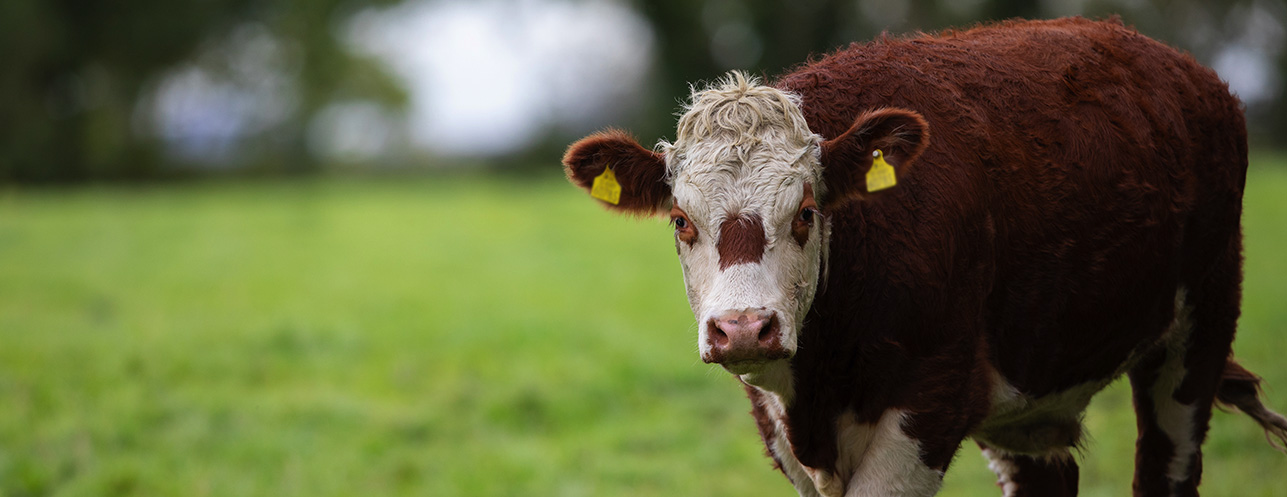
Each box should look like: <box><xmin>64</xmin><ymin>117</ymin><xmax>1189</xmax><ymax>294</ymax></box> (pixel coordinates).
<box><xmin>1</xmin><ymin>0</ymin><xmax>1284</xmax><ymax>181</ymax></box>
<box><xmin>624</xmin><ymin>0</ymin><xmax>1287</xmax><ymax>149</ymax></box>
<box><xmin>0</xmin><ymin>0</ymin><xmax>405</xmax><ymax>182</ymax></box>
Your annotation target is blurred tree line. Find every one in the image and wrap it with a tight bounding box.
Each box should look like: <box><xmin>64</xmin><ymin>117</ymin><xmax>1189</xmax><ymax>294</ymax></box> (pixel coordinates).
<box><xmin>0</xmin><ymin>0</ymin><xmax>406</xmax><ymax>182</ymax></box>
<box><xmin>630</xmin><ymin>0</ymin><xmax>1287</xmax><ymax>149</ymax></box>
<box><xmin>1</xmin><ymin>0</ymin><xmax>1283</xmax><ymax>182</ymax></box>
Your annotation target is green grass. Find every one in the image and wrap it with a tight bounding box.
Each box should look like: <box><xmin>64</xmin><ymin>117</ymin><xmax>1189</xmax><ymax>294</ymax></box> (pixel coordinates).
<box><xmin>1</xmin><ymin>156</ymin><xmax>1285</xmax><ymax>496</ymax></box>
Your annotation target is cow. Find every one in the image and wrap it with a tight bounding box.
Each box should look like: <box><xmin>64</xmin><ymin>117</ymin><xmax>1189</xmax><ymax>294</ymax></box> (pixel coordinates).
<box><xmin>561</xmin><ymin>17</ymin><xmax>1287</xmax><ymax>496</ymax></box>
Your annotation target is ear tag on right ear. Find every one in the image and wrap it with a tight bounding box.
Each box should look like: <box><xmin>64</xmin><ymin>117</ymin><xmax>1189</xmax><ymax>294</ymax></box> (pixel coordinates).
<box><xmin>590</xmin><ymin>164</ymin><xmax>622</xmax><ymax>205</ymax></box>
<box><xmin>866</xmin><ymin>150</ymin><xmax>897</xmax><ymax>192</ymax></box>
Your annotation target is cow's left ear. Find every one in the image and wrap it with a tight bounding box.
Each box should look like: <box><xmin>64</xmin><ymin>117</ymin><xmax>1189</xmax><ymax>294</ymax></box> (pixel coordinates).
<box><xmin>563</xmin><ymin>129</ymin><xmax>671</xmax><ymax>216</ymax></box>
<box><xmin>819</xmin><ymin>107</ymin><xmax>929</xmax><ymax>210</ymax></box>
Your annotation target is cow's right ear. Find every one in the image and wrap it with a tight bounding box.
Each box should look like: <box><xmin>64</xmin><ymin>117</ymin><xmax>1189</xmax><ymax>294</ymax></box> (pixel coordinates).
<box><xmin>563</xmin><ymin>129</ymin><xmax>670</xmax><ymax>215</ymax></box>
<box><xmin>819</xmin><ymin>107</ymin><xmax>930</xmax><ymax>210</ymax></box>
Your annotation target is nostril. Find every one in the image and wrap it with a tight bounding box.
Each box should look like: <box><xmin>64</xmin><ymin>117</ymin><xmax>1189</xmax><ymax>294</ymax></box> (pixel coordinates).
<box><xmin>758</xmin><ymin>314</ymin><xmax>780</xmax><ymax>344</ymax></box>
<box><xmin>706</xmin><ymin>309</ymin><xmax>788</xmax><ymax>364</ymax></box>
<box><xmin>707</xmin><ymin>319</ymin><xmax>729</xmax><ymax>348</ymax></box>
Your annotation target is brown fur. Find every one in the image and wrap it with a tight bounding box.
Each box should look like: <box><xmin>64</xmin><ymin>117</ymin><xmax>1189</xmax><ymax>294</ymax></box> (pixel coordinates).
<box><xmin>979</xmin><ymin>442</ymin><xmax>1080</xmax><ymax>496</ymax></box>
<box><xmin>563</xmin><ymin>129</ymin><xmax>669</xmax><ymax>215</ymax></box>
<box><xmin>770</xmin><ymin>17</ymin><xmax>1257</xmax><ymax>482</ymax></box>
<box><xmin>744</xmin><ymin>384</ymin><xmax>789</xmax><ymax>476</ymax></box>
<box><xmin>819</xmin><ymin>107</ymin><xmax>931</xmax><ymax>209</ymax></box>
<box><xmin>1217</xmin><ymin>360</ymin><xmax>1287</xmax><ymax>450</ymax></box>
<box><xmin>563</xmin><ymin>16</ymin><xmax>1279</xmax><ymax>496</ymax></box>
<box><xmin>718</xmin><ymin>213</ymin><xmax>767</xmax><ymax>269</ymax></box>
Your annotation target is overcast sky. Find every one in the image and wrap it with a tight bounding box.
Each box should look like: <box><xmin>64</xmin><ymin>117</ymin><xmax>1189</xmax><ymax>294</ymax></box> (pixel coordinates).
<box><xmin>345</xmin><ymin>0</ymin><xmax>654</xmax><ymax>157</ymax></box>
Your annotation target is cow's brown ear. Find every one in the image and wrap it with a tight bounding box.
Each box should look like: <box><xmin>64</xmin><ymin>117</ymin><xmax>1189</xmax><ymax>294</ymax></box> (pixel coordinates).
<box><xmin>819</xmin><ymin>108</ymin><xmax>929</xmax><ymax>210</ymax></box>
<box><xmin>563</xmin><ymin>129</ymin><xmax>670</xmax><ymax>215</ymax></box>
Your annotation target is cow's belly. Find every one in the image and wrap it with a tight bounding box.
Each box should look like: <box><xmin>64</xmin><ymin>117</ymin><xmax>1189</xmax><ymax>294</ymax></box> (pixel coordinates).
<box><xmin>971</xmin><ymin>373</ymin><xmax>1112</xmax><ymax>455</ymax></box>
<box><xmin>974</xmin><ymin>287</ymin><xmax>1190</xmax><ymax>455</ymax></box>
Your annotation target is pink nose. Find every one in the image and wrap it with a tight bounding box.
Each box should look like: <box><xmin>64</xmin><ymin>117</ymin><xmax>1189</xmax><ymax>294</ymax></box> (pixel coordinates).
<box><xmin>704</xmin><ymin>309</ymin><xmax>788</xmax><ymax>364</ymax></box>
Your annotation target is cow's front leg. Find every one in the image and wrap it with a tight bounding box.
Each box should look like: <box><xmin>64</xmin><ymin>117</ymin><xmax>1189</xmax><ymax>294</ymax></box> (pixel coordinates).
<box><xmin>807</xmin><ymin>409</ymin><xmax>946</xmax><ymax>497</ymax></box>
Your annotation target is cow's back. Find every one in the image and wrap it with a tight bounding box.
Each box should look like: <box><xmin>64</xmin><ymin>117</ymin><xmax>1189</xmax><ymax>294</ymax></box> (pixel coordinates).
<box><xmin>777</xmin><ymin>17</ymin><xmax>1248</xmax><ymax>396</ymax></box>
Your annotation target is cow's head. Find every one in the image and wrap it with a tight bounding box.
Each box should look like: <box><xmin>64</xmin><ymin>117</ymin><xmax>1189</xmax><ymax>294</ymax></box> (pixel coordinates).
<box><xmin>564</xmin><ymin>72</ymin><xmax>928</xmax><ymax>382</ymax></box>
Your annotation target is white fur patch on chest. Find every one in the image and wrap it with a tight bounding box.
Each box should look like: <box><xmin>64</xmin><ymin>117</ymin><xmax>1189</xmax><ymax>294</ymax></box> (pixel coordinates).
<box><xmin>825</xmin><ymin>409</ymin><xmax>944</xmax><ymax>497</ymax></box>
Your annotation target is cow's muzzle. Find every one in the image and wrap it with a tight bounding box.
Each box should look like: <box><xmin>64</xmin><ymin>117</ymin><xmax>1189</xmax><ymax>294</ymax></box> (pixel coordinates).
<box><xmin>702</xmin><ymin>308</ymin><xmax>789</xmax><ymax>366</ymax></box>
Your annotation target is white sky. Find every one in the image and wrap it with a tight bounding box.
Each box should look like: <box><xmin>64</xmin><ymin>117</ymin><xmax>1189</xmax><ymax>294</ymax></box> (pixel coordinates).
<box><xmin>345</xmin><ymin>0</ymin><xmax>654</xmax><ymax>157</ymax></box>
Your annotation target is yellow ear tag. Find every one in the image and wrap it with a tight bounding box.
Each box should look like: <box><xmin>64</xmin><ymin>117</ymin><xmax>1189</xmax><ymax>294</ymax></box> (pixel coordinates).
<box><xmin>590</xmin><ymin>164</ymin><xmax>622</xmax><ymax>205</ymax></box>
<box><xmin>866</xmin><ymin>150</ymin><xmax>897</xmax><ymax>192</ymax></box>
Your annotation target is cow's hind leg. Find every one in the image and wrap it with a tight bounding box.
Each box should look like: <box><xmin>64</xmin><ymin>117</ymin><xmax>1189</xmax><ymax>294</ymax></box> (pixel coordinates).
<box><xmin>1129</xmin><ymin>281</ymin><xmax>1238</xmax><ymax>496</ymax></box>
<box><xmin>978</xmin><ymin>444</ymin><xmax>1078</xmax><ymax>497</ymax></box>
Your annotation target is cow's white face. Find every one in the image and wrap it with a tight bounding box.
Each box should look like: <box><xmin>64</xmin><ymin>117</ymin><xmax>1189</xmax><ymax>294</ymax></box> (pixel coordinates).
<box><xmin>563</xmin><ymin>71</ymin><xmax>930</xmax><ymax>389</ymax></box>
<box><xmin>659</xmin><ymin>74</ymin><xmax>828</xmax><ymax>377</ymax></box>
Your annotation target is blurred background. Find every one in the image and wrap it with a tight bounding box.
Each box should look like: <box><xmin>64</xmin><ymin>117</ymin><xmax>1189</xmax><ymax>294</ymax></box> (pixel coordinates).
<box><xmin>1</xmin><ymin>0</ymin><xmax>1285</xmax><ymax>180</ymax></box>
<box><xmin>1</xmin><ymin>0</ymin><xmax>1285</xmax><ymax>496</ymax></box>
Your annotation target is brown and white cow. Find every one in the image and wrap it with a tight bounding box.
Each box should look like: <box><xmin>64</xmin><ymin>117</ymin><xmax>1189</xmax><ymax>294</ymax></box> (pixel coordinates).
<box><xmin>563</xmin><ymin>17</ymin><xmax>1287</xmax><ymax>496</ymax></box>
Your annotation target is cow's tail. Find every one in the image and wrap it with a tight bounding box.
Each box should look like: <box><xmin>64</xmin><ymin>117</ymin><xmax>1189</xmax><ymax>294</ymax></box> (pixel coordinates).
<box><xmin>1216</xmin><ymin>359</ymin><xmax>1287</xmax><ymax>452</ymax></box>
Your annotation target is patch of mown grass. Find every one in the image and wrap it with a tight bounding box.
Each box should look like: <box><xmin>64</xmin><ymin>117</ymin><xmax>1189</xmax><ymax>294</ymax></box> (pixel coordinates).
<box><xmin>1</xmin><ymin>156</ymin><xmax>1284</xmax><ymax>496</ymax></box>
<box><xmin>0</xmin><ymin>177</ymin><xmax>788</xmax><ymax>496</ymax></box>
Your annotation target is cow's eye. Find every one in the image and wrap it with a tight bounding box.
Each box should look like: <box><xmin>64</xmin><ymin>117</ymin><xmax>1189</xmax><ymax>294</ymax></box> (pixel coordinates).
<box><xmin>798</xmin><ymin>207</ymin><xmax>815</xmax><ymax>225</ymax></box>
<box><xmin>670</xmin><ymin>205</ymin><xmax>698</xmax><ymax>245</ymax></box>
<box><xmin>791</xmin><ymin>206</ymin><xmax>815</xmax><ymax>247</ymax></box>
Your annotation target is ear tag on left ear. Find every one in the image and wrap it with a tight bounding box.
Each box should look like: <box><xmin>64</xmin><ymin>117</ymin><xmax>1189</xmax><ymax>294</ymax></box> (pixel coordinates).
<box><xmin>590</xmin><ymin>164</ymin><xmax>622</xmax><ymax>205</ymax></box>
<box><xmin>866</xmin><ymin>150</ymin><xmax>897</xmax><ymax>192</ymax></box>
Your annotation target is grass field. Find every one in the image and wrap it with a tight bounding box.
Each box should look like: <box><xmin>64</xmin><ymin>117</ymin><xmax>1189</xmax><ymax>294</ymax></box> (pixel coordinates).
<box><xmin>1</xmin><ymin>156</ymin><xmax>1285</xmax><ymax>497</ymax></box>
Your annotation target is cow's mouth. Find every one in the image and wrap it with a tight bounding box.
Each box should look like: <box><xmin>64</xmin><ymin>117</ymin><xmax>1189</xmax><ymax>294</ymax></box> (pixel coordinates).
<box><xmin>724</xmin><ymin>357</ymin><xmax>793</xmax><ymax>393</ymax></box>
<box><xmin>720</xmin><ymin>359</ymin><xmax>777</xmax><ymax>375</ymax></box>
